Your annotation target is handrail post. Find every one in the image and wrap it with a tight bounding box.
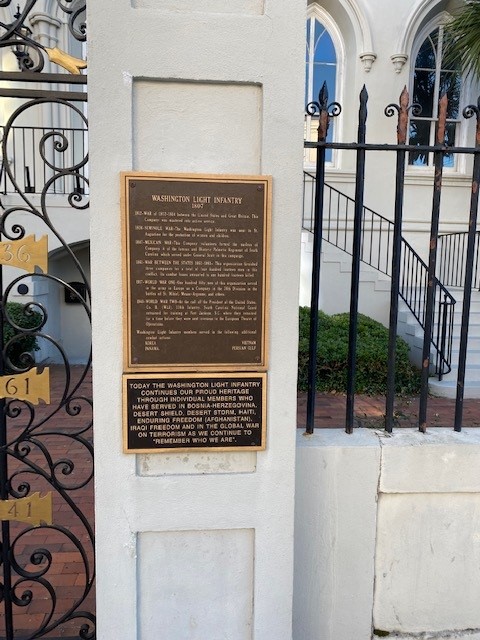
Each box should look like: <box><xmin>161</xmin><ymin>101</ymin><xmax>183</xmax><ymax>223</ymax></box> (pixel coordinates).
<box><xmin>439</xmin><ymin>297</ymin><xmax>448</xmax><ymax>381</ymax></box>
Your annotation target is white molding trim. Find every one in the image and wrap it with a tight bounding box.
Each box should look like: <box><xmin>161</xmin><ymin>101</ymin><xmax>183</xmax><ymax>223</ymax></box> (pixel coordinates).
<box><xmin>29</xmin><ymin>12</ymin><xmax>62</xmax><ymax>30</ymax></box>
<box><xmin>308</xmin><ymin>0</ymin><xmax>375</xmax><ymax>66</ymax></box>
<box><xmin>307</xmin><ymin>2</ymin><xmax>345</xmax><ymax>65</ymax></box>
<box><xmin>405</xmin><ymin>11</ymin><xmax>468</xmax><ymax>173</ymax></box>
<box><xmin>339</xmin><ymin>0</ymin><xmax>374</xmax><ymax>54</ymax></box>
<box><xmin>393</xmin><ymin>0</ymin><xmax>452</xmax><ymax>62</ymax></box>
<box><xmin>305</xmin><ymin>3</ymin><xmax>345</xmax><ymax>170</ymax></box>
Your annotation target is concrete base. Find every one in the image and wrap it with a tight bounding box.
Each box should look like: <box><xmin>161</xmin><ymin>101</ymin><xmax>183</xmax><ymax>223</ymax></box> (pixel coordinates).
<box><xmin>294</xmin><ymin>428</ymin><xmax>480</xmax><ymax>640</ymax></box>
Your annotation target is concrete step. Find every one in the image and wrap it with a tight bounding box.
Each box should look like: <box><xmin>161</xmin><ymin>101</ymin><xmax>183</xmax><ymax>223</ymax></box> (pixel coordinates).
<box><xmin>446</xmin><ymin>287</ymin><xmax>480</xmax><ymax>298</ymax></box>
<box><xmin>435</xmin><ymin>363</ymin><xmax>480</xmax><ymax>382</ymax></box>
<box><xmin>399</xmin><ymin>309</ymin><xmax>480</xmax><ymax>341</ymax></box>
<box><xmin>453</xmin><ymin>310</ymin><xmax>480</xmax><ymax>324</ymax></box>
<box><xmin>399</xmin><ymin>293</ymin><xmax>480</xmax><ymax>397</ymax></box>
<box><xmin>451</xmin><ymin>349</ymin><xmax>480</xmax><ymax>365</ymax></box>
<box><xmin>455</xmin><ymin>315</ymin><xmax>480</xmax><ymax>331</ymax></box>
<box><xmin>429</xmin><ymin>377</ymin><xmax>480</xmax><ymax>399</ymax></box>
<box><xmin>320</xmin><ymin>246</ymin><xmax>392</xmax><ymax>291</ymax></box>
<box><xmin>451</xmin><ymin>336</ymin><xmax>480</xmax><ymax>350</ymax></box>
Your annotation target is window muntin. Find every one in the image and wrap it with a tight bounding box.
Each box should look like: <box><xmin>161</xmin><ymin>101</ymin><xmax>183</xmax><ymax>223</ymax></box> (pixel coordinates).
<box><xmin>409</xmin><ymin>25</ymin><xmax>461</xmax><ymax>168</ymax></box>
<box><xmin>305</xmin><ymin>16</ymin><xmax>338</xmax><ymax>164</ymax></box>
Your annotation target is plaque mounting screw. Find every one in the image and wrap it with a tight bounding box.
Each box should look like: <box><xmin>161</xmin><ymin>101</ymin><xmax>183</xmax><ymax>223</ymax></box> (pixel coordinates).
<box><xmin>131</xmin><ymin>182</ymin><xmax>136</xmax><ymax>188</ymax></box>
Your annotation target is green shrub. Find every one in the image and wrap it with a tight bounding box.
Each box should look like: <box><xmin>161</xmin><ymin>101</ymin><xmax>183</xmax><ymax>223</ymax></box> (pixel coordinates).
<box><xmin>298</xmin><ymin>307</ymin><xmax>421</xmax><ymax>395</ymax></box>
<box><xmin>3</xmin><ymin>302</ymin><xmax>42</xmax><ymax>369</ymax></box>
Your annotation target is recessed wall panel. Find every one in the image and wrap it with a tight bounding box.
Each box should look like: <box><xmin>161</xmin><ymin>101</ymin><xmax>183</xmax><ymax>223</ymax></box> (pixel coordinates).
<box><xmin>138</xmin><ymin>451</ymin><xmax>256</xmax><ymax>475</ymax></box>
<box><xmin>375</xmin><ymin>493</ymin><xmax>480</xmax><ymax>632</ymax></box>
<box><xmin>131</xmin><ymin>0</ymin><xmax>264</xmax><ymax>15</ymax></box>
<box><xmin>132</xmin><ymin>81</ymin><xmax>262</xmax><ymax>175</ymax></box>
<box><xmin>138</xmin><ymin>529</ymin><xmax>254</xmax><ymax>639</ymax></box>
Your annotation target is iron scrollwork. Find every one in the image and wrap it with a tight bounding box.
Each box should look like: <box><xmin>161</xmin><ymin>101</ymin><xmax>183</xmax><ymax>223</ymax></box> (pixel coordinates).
<box><xmin>55</xmin><ymin>0</ymin><xmax>86</xmax><ymax>42</ymax></box>
<box><xmin>0</xmin><ymin>0</ymin><xmax>86</xmax><ymax>73</ymax></box>
<box><xmin>0</xmin><ymin>90</ymin><xmax>94</xmax><ymax>637</ymax></box>
<box><xmin>306</xmin><ymin>82</ymin><xmax>342</xmax><ymax>142</ymax></box>
<box><xmin>463</xmin><ymin>97</ymin><xmax>480</xmax><ymax>147</ymax></box>
<box><xmin>384</xmin><ymin>87</ymin><xmax>422</xmax><ymax>145</ymax></box>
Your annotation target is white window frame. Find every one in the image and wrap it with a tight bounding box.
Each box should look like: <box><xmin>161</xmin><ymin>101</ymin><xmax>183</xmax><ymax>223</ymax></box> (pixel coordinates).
<box><xmin>304</xmin><ymin>3</ymin><xmax>344</xmax><ymax>170</ymax></box>
<box><xmin>408</xmin><ymin>13</ymin><xmax>468</xmax><ymax>175</ymax></box>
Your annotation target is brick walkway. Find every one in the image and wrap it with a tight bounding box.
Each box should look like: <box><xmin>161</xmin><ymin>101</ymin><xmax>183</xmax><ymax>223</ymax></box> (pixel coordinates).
<box><xmin>1</xmin><ymin>365</ymin><xmax>94</xmax><ymax>640</ymax></box>
<box><xmin>4</xmin><ymin>367</ymin><xmax>480</xmax><ymax>638</ymax></box>
<box><xmin>297</xmin><ymin>391</ymin><xmax>480</xmax><ymax>430</ymax></box>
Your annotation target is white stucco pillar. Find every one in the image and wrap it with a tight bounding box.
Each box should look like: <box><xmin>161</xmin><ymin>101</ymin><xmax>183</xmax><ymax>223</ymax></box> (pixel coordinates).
<box><xmin>29</xmin><ymin>12</ymin><xmax>61</xmax><ymax>127</ymax></box>
<box><xmin>88</xmin><ymin>1</ymin><xmax>305</xmax><ymax>638</ymax></box>
<box><xmin>29</xmin><ymin>12</ymin><xmax>61</xmax><ymax>50</ymax></box>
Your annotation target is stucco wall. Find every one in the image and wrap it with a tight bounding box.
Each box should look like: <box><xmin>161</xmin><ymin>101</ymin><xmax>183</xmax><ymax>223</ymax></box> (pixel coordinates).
<box><xmin>300</xmin><ymin>0</ymin><xmax>478</xmax><ymax>322</ymax></box>
<box><xmin>294</xmin><ymin>428</ymin><xmax>480</xmax><ymax>640</ymax></box>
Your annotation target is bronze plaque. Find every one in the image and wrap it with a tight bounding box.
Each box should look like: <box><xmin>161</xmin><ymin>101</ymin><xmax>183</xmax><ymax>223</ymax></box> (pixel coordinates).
<box><xmin>122</xmin><ymin>173</ymin><xmax>270</xmax><ymax>371</ymax></box>
<box><xmin>123</xmin><ymin>373</ymin><xmax>266</xmax><ymax>453</ymax></box>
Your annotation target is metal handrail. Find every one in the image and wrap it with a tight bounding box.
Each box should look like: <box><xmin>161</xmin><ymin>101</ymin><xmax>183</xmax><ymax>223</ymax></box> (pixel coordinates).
<box><xmin>0</xmin><ymin>125</ymin><xmax>88</xmax><ymax>196</ymax></box>
<box><xmin>437</xmin><ymin>231</ymin><xmax>480</xmax><ymax>290</ymax></box>
<box><xmin>303</xmin><ymin>170</ymin><xmax>455</xmax><ymax>377</ymax></box>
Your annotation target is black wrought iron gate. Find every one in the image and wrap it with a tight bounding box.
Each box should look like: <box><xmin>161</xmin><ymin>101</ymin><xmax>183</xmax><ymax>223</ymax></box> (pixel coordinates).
<box><xmin>0</xmin><ymin>2</ymin><xmax>94</xmax><ymax>638</ymax></box>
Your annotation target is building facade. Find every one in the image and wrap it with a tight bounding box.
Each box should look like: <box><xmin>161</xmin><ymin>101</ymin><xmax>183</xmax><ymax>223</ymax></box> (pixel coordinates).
<box><xmin>1</xmin><ymin>2</ymin><xmax>479</xmax><ymax>639</ymax></box>
<box><xmin>301</xmin><ymin>0</ymin><xmax>480</xmax><ymax>396</ymax></box>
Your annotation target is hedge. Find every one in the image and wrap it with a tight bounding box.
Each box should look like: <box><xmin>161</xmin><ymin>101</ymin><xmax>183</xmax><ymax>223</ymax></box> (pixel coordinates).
<box><xmin>3</xmin><ymin>302</ymin><xmax>42</xmax><ymax>369</ymax></box>
<box><xmin>298</xmin><ymin>307</ymin><xmax>421</xmax><ymax>395</ymax></box>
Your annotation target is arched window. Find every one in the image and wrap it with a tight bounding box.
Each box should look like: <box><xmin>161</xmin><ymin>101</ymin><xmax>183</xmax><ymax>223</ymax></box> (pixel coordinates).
<box><xmin>305</xmin><ymin>17</ymin><xmax>337</xmax><ymax>108</ymax></box>
<box><xmin>409</xmin><ymin>23</ymin><xmax>461</xmax><ymax>168</ymax></box>
<box><xmin>304</xmin><ymin>12</ymin><xmax>340</xmax><ymax>164</ymax></box>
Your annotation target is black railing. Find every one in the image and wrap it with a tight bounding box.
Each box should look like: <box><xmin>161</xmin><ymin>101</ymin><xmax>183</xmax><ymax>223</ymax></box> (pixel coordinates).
<box><xmin>438</xmin><ymin>231</ymin><xmax>480</xmax><ymax>290</ymax></box>
<box><xmin>304</xmin><ymin>83</ymin><xmax>480</xmax><ymax>433</ymax></box>
<box><xmin>0</xmin><ymin>125</ymin><xmax>88</xmax><ymax>196</ymax></box>
<box><xmin>303</xmin><ymin>171</ymin><xmax>455</xmax><ymax>377</ymax></box>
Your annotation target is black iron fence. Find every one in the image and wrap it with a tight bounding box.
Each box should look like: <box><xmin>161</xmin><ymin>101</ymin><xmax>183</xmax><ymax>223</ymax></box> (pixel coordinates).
<box><xmin>305</xmin><ymin>84</ymin><xmax>480</xmax><ymax>434</ymax></box>
<box><xmin>303</xmin><ymin>172</ymin><xmax>455</xmax><ymax>377</ymax></box>
<box><xmin>0</xmin><ymin>125</ymin><xmax>88</xmax><ymax>196</ymax></box>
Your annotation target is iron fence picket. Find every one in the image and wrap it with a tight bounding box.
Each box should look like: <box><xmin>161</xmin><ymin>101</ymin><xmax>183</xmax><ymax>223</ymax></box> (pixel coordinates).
<box><xmin>454</xmin><ymin>101</ymin><xmax>480</xmax><ymax>429</ymax></box>
<box><xmin>345</xmin><ymin>86</ymin><xmax>368</xmax><ymax>433</ymax></box>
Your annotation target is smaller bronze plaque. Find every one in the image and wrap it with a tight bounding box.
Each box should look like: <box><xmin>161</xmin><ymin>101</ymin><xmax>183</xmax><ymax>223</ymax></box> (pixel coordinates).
<box><xmin>0</xmin><ymin>368</ymin><xmax>50</xmax><ymax>405</ymax></box>
<box><xmin>0</xmin><ymin>234</ymin><xmax>48</xmax><ymax>273</ymax></box>
<box><xmin>123</xmin><ymin>373</ymin><xmax>266</xmax><ymax>453</ymax></box>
